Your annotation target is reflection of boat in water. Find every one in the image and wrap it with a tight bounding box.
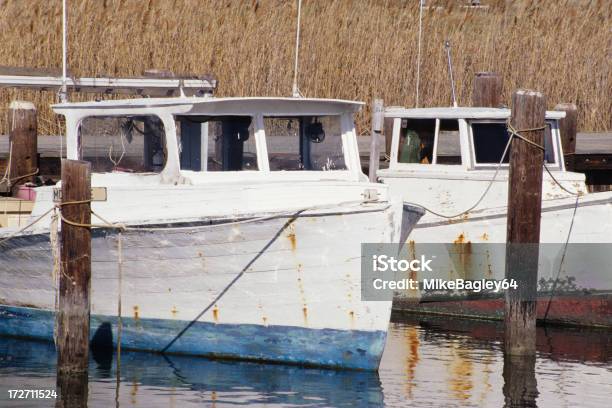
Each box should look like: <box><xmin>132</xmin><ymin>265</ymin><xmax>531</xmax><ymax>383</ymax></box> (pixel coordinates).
<box><xmin>377</xmin><ymin>106</ymin><xmax>612</xmax><ymax>327</ymax></box>
<box><xmin>380</xmin><ymin>314</ymin><xmax>611</xmax><ymax>407</ymax></box>
<box><xmin>0</xmin><ymin>96</ymin><xmax>423</xmax><ymax>370</ymax></box>
<box><xmin>0</xmin><ymin>336</ymin><xmax>384</xmax><ymax>407</ymax></box>
<box><xmin>391</xmin><ymin>313</ymin><xmax>611</xmax><ymax>365</ymax></box>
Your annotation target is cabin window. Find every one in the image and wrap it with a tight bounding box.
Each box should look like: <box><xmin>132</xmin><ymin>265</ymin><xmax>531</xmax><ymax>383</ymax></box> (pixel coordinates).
<box><xmin>471</xmin><ymin>121</ymin><xmax>557</xmax><ymax>165</ymax></box>
<box><xmin>397</xmin><ymin>119</ymin><xmax>435</xmax><ymax>164</ymax></box>
<box><xmin>435</xmin><ymin>120</ymin><xmax>461</xmax><ymax>164</ymax></box>
<box><xmin>78</xmin><ymin>115</ymin><xmax>166</xmax><ymax>173</ymax></box>
<box><xmin>264</xmin><ymin>116</ymin><xmax>346</xmax><ymax>171</ymax></box>
<box><xmin>175</xmin><ymin>116</ymin><xmax>258</xmax><ymax>171</ymax></box>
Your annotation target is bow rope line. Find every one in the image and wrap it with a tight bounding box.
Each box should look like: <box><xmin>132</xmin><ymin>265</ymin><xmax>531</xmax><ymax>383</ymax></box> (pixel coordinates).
<box><xmin>0</xmin><ymin>198</ymin><xmax>384</xmax><ymax>246</ymax></box>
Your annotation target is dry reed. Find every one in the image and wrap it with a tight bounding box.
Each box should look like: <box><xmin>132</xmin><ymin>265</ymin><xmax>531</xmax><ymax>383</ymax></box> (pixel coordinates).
<box><xmin>0</xmin><ymin>0</ymin><xmax>610</xmax><ymax>136</ymax></box>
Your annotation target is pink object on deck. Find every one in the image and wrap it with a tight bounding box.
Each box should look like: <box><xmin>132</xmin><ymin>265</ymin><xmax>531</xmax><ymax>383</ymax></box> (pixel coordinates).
<box><xmin>16</xmin><ymin>186</ymin><xmax>36</xmax><ymax>201</ymax></box>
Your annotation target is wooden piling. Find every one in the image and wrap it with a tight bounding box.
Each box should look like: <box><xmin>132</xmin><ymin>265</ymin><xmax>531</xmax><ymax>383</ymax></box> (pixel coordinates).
<box><xmin>554</xmin><ymin>103</ymin><xmax>578</xmax><ymax>171</ymax></box>
<box><xmin>7</xmin><ymin>101</ymin><xmax>37</xmax><ymax>191</ymax></box>
<box><xmin>504</xmin><ymin>89</ymin><xmax>546</xmax><ymax>356</ymax></box>
<box><xmin>472</xmin><ymin>72</ymin><xmax>503</xmax><ymax>107</ymax></box>
<box><xmin>56</xmin><ymin>159</ymin><xmax>92</xmax><ymax>375</ymax></box>
<box><xmin>368</xmin><ymin>99</ymin><xmax>384</xmax><ymax>182</ymax></box>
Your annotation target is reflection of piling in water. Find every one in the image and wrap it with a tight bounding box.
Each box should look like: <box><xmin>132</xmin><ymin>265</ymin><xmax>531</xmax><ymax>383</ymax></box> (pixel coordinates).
<box><xmin>56</xmin><ymin>371</ymin><xmax>88</xmax><ymax>408</ymax></box>
<box><xmin>503</xmin><ymin>354</ymin><xmax>538</xmax><ymax>408</ymax></box>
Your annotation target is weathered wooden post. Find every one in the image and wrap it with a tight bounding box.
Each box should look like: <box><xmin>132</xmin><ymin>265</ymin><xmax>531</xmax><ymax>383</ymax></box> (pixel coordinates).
<box><xmin>7</xmin><ymin>101</ymin><xmax>38</xmax><ymax>192</ymax></box>
<box><xmin>472</xmin><ymin>72</ymin><xmax>503</xmax><ymax>107</ymax></box>
<box><xmin>368</xmin><ymin>99</ymin><xmax>384</xmax><ymax>182</ymax></box>
<box><xmin>505</xmin><ymin>89</ymin><xmax>546</xmax><ymax>356</ymax></box>
<box><xmin>56</xmin><ymin>159</ymin><xmax>91</xmax><ymax>406</ymax></box>
<box><xmin>554</xmin><ymin>103</ymin><xmax>577</xmax><ymax>171</ymax></box>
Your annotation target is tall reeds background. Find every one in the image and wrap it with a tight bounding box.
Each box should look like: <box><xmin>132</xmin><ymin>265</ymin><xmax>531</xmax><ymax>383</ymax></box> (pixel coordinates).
<box><xmin>0</xmin><ymin>0</ymin><xmax>610</xmax><ymax>135</ymax></box>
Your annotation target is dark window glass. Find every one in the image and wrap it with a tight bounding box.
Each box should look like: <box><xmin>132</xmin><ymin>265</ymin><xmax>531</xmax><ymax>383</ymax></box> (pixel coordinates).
<box><xmin>176</xmin><ymin>116</ymin><xmax>258</xmax><ymax>171</ymax></box>
<box><xmin>472</xmin><ymin>121</ymin><xmax>557</xmax><ymax>165</ymax></box>
<box><xmin>264</xmin><ymin>116</ymin><xmax>346</xmax><ymax>171</ymax></box>
<box><xmin>472</xmin><ymin>122</ymin><xmax>510</xmax><ymax>164</ymax></box>
<box><xmin>397</xmin><ymin>119</ymin><xmax>435</xmax><ymax>164</ymax></box>
<box><xmin>79</xmin><ymin>115</ymin><xmax>166</xmax><ymax>173</ymax></box>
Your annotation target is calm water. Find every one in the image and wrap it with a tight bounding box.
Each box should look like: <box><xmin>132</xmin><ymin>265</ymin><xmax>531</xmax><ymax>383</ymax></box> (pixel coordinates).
<box><xmin>0</xmin><ymin>315</ymin><xmax>610</xmax><ymax>407</ymax></box>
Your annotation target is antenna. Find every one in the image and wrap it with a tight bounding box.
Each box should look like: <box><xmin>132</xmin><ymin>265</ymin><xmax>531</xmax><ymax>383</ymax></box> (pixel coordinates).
<box><xmin>415</xmin><ymin>0</ymin><xmax>424</xmax><ymax>107</ymax></box>
<box><xmin>59</xmin><ymin>0</ymin><xmax>68</xmax><ymax>103</ymax></box>
<box><xmin>444</xmin><ymin>40</ymin><xmax>457</xmax><ymax>107</ymax></box>
<box><xmin>292</xmin><ymin>0</ymin><xmax>302</xmax><ymax>97</ymax></box>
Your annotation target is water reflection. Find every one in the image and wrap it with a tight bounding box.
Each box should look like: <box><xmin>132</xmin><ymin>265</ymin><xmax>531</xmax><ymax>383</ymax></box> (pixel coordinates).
<box><xmin>503</xmin><ymin>354</ymin><xmax>538</xmax><ymax>408</ymax></box>
<box><xmin>0</xmin><ymin>337</ymin><xmax>383</xmax><ymax>407</ymax></box>
<box><xmin>56</xmin><ymin>371</ymin><xmax>88</xmax><ymax>408</ymax></box>
<box><xmin>383</xmin><ymin>314</ymin><xmax>611</xmax><ymax>407</ymax></box>
<box><xmin>0</xmin><ymin>315</ymin><xmax>610</xmax><ymax>407</ymax></box>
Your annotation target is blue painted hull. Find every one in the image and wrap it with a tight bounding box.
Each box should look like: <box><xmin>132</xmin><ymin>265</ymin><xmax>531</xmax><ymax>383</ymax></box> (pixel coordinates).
<box><xmin>0</xmin><ymin>305</ymin><xmax>386</xmax><ymax>370</ymax></box>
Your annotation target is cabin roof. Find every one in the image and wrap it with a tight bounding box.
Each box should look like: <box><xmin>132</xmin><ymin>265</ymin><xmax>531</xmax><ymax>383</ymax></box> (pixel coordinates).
<box><xmin>385</xmin><ymin>106</ymin><xmax>565</xmax><ymax>120</ymax></box>
<box><xmin>52</xmin><ymin>96</ymin><xmax>364</xmax><ymax>115</ymax></box>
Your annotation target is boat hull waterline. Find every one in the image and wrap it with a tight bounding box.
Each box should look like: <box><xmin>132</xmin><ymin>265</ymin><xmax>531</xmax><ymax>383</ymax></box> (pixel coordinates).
<box><xmin>0</xmin><ymin>202</ymin><xmax>421</xmax><ymax>370</ymax></box>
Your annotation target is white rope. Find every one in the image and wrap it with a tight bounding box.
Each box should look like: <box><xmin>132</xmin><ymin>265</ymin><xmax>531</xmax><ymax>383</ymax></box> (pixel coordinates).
<box><xmin>415</xmin><ymin>0</ymin><xmax>424</xmax><ymax>107</ymax></box>
<box><xmin>0</xmin><ymin>207</ymin><xmax>55</xmax><ymax>247</ymax></box>
<box><xmin>404</xmin><ymin>126</ymin><xmax>513</xmax><ymax>219</ymax></box>
<box><xmin>50</xmin><ymin>208</ymin><xmax>60</xmax><ymax>347</ymax></box>
<box><xmin>0</xmin><ymin>141</ymin><xmax>12</xmax><ymax>188</ymax></box>
<box><xmin>292</xmin><ymin>0</ymin><xmax>303</xmax><ymax>98</ymax></box>
<box><xmin>88</xmin><ymin>198</ymin><xmax>380</xmax><ymax>232</ymax></box>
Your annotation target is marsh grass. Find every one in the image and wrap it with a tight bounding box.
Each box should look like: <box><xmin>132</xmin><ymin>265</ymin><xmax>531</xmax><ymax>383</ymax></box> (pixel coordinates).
<box><xmin>0</xmin><ymin>0</ymin><xmax>609</xmax><ymax>135</ymax></box>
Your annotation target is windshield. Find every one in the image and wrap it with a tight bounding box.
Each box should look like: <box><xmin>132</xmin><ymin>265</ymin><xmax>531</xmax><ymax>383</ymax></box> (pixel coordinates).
<box><xmin>264</xmin><ymin>116</ymin><xmax>346</xmax><ymax>171</ymax></box>
<box><xmin>471</xmin><ymin>121</ymin><xmax>556</xmax><ymax>165</ymax></box>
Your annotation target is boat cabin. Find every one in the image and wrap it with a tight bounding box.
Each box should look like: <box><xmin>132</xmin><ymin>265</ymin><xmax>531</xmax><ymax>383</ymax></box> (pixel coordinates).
<box><xmin>52</xmin><ymin>97</ymin><xmax>367</xmax><ymax>184</ymax></box>
<box><xmin>383</xmin><ymin>107</ymin><xmax>566</xmax><ymax>171</ymax></box>
<box><xmin>377</xmin><ymin>106</ymin><xmax>587</xmax><ymax>218</ymax></box>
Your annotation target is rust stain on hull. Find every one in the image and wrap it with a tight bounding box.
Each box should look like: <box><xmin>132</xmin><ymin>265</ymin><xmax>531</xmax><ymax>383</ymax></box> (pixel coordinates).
<box><xmin>212</xmin><ymin>305</ymin><xmax>219</xmax><ymax>323</ymax></box>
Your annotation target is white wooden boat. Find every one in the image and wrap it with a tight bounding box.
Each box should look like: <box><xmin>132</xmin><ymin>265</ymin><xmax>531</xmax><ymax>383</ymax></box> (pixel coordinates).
<box><xmin>0</xmin><ymin>96</ymin><xmax>423</xmax><ymax>370</ymax></box>
<box><xmin>378</xmin><ymin>106</ymin><xmax>612</xmax><ymax>327</ymax></box>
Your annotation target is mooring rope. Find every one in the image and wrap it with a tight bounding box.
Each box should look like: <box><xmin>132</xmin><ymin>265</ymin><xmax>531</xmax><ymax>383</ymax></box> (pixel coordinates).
<box><xmin>0</xmin><ymin>141</ymin><xmax>13</xmax><ymax>188</ymax></box>
<box><xmin>543</xmin><ymin>193</ymin><xmax>580</xmax><ymax>322</ymax></box>
<box><xmin>404</xmin><ymin>122</ymin><xmax>580</xmax><ymax>219</ymax></box>
<box><xmin>0</xmin><ymin>206</ymin><xmax>55</xmax><ymax>247</ymax></box>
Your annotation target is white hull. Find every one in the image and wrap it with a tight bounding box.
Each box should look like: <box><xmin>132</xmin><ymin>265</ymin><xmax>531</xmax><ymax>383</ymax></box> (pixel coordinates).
<box><xmin>380</xmin><ymin>173</ymin><xmax>612</xmax><ymax>295</ymax></box>
<box><xmin>0</xmin><ymin>181</ymin><xmax>416</xmax><ymax>369</ymax></box>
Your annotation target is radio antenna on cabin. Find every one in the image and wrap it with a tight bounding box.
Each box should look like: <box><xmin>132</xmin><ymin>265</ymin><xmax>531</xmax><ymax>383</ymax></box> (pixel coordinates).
<box><xmin>59</xmin><ymin>0</ymin><xmax>68</xmax><ymax>103</ymax></box>
<box><xmin>444</xmin><ymin>40</ymin><xmax>458</xmax><ymax>107</ymax></box>
<box><xmin>292</xmin><ymin>0</ymin><xmax>303</xmax><ymax>97</ymax></box>
<box><xmin>415</xmin><ymin>0</ymin><xmax>424</xmax><ymax>107</ymax></box>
